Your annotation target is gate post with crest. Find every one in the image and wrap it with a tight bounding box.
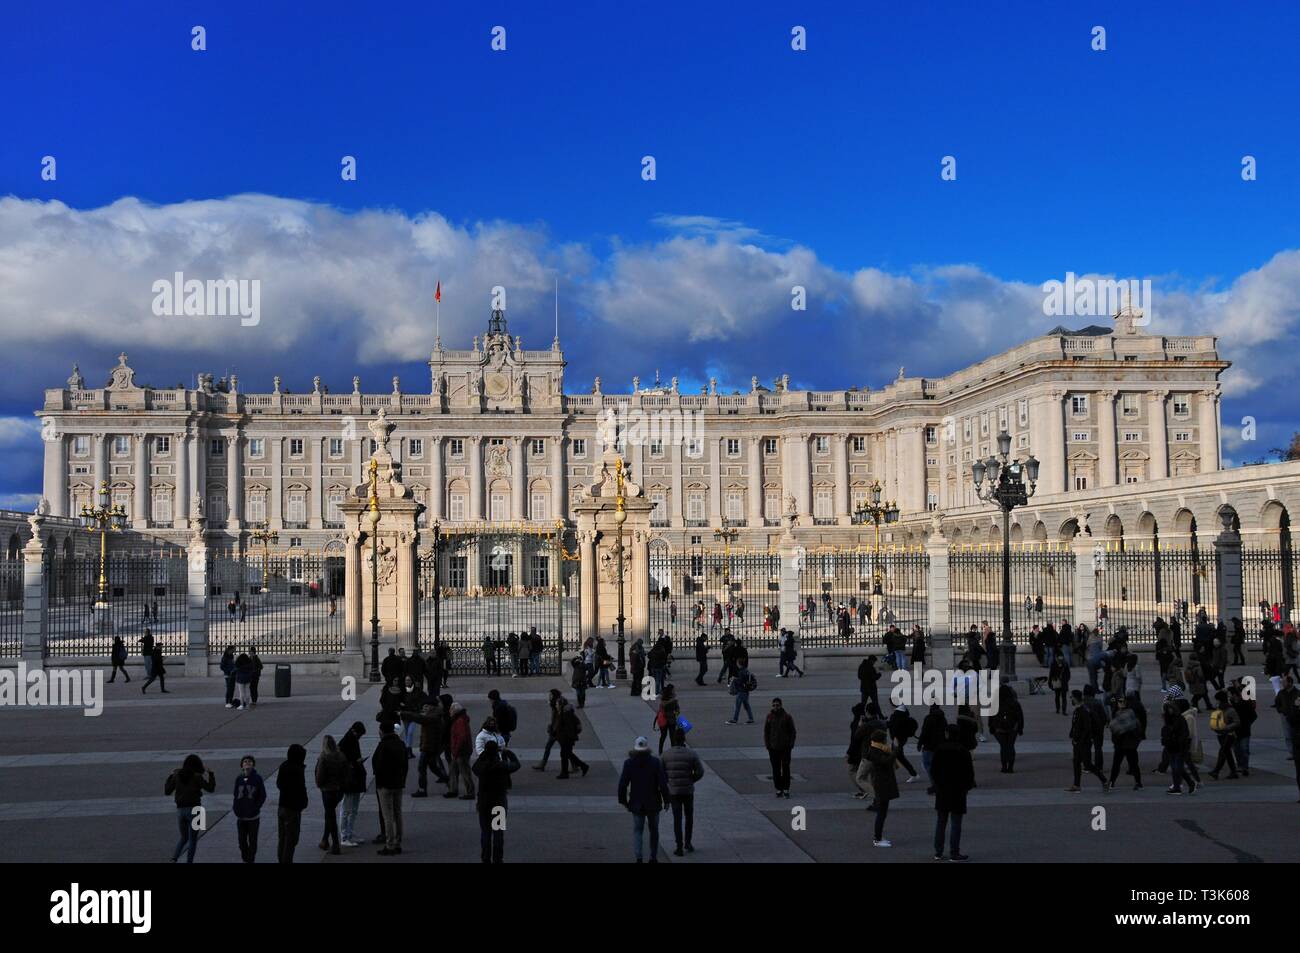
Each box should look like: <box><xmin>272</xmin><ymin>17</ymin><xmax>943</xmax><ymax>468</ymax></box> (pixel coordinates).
<box><xmin>340</xmin><ymin>410</ymin><xmax>424</xmax><ymax>678</ymax></box>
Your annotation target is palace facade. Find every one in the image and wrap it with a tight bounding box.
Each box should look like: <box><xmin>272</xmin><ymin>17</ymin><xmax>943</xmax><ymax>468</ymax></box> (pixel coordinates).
<box><xmin>35</xmin><ymin>306</ymin><xmax>1228</xmax><ymax>552</ymax></box>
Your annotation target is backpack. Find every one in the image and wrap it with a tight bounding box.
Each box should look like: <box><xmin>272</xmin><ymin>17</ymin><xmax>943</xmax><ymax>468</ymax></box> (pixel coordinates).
<box><xmin>745</xmin><ymin>672</ymin><xmax>758</xmax><ymax>692</ymax></box>
<box><xmin>1209</xmin><ymin>709</ymin><xmax>1226</xmax><ymax>733</ymax></box>
<box><xmin>497</xmin><ymin>702</ymin><xmax>518</xmax><ymax>734</ymax></box>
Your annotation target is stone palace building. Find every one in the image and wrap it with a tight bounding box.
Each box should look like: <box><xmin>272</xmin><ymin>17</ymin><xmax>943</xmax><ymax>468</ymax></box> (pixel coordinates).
<box><xmin>35</xmin><ymin>305</ymin><xmax>1230</xmax><ymax>554</ymax></box>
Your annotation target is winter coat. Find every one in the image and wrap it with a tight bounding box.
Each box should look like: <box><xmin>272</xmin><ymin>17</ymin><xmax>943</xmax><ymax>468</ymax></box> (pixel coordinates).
<box><xmin>473</xmin><ymin>748</ymin><xmax>520</xmax><ymax>811</ymax></box>
<box><xmin>165</xmin><ymin>765</ymin><xmax>215</xmax><ymax>808</ymax></box>
<box><xmin>314</xmin><ymin>750</ymin><xmax>349</xmax><ymax>793</ymax></box>
<box><xmin>232</xmin><ymin>770</ymin><xmax>268</xmax><ymax>820</ymax></box>
<box><xmin>371</xmin><ymin>732</ymin><xmax>410</xmax><ymax>790</ymax></box>
<box><xmin>764</xmin><ymin>709</ymin><xmax>797</xmax><ymax>752</ymax></box>
<box><xmin>556</xmin><ymin>703</ymin><xmax>582</xmax><ymax>744</ymax></box>
<box><xmin>930</xmin><ymin>741</ymin><xmax>975</xmax><ymax>815</ymax></box>
<box><xmin>1108</xmin><ymin>708</ymin><xmax>1141</xmax><ymax>750</ymax></box>
<box><xmin>661</xmin><ymin>744</ymin><xmax>705</xmax><ymax>796</ymax></box>
<box><xmin>339</xmin><ymin>730</ymin><xmax>367</xmax><ymax>794</ymax></box>
<box><xmin>865</xmin><ymin>742</ymin><xmax>899</xmax><ymax>802</ymax></box>
<box><xmin>617</xmin><ymin>749</ymin><xmax>670</xmax><ymax>815</ymax></box>
<box><xmin>918</xmin><ymin>710</ymin><xmax>948</xmax><ymax>751</ymax></box>
<box><xmin>276</xmin><ymin>745</ymin><xmax>310</xmax><ymax>812</ymax></box>
<box><xmin>449</xmin><ymin>710</ymin><xmax>472</xmax><ymax>759</ymax></box>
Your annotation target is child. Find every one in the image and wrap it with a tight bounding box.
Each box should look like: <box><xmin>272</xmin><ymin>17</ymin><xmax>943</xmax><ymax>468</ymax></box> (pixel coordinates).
<box><xmin>232</xmin><ymin>755</ymin><xmax>268</xmax><ymax>863</ymax></box>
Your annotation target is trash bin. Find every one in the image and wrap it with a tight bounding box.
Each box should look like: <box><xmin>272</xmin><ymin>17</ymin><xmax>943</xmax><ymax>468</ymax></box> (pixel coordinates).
<box><xmin>274</xmin><ymin>663</ymin><xmax>292</xmax><ymax>698</ymax></box>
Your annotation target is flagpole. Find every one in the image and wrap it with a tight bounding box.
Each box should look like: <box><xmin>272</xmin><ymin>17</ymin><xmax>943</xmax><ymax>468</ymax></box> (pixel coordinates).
<box><xmin>434</xmin><ymin>281</ymin><xmax>441</xmax><ymax>350</ymax></box>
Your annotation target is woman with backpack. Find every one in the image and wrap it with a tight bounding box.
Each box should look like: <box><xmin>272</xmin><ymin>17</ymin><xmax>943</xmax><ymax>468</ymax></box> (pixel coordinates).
<box><xmin>655</xmin><ymin>685</ymin><xmax>681</xmax><ymax>754</ymax></box>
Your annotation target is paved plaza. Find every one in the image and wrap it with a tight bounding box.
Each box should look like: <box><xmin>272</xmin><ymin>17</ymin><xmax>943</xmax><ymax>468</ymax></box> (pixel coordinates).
<box><xmin>1</xmin><ymin>647</ymin><xmax>1296</xmax><ymax>864</ymax></box>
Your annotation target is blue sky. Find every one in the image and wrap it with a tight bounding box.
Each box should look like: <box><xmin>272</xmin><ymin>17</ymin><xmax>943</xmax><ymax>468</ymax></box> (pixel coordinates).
<box><xmin>2</xmin><ymin>1</ymin><xmax>1299</xmax><ymax>505</ymax></box>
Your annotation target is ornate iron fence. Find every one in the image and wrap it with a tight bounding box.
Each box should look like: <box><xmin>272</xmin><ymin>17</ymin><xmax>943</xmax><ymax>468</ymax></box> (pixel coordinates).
<box><xmin>1240</xmin><ymin>545</ymin><xmax>1296</xmax><ymax>638</ymax></box>
<box><xmin>948</xmin><ymin>544</ymin><xmax>1074</xmax><ymax>645</ymax></box>
<box><xmin>648</xmin><ymin>540</ymin><xmax>782</xmax><ymax>645</ymax></box>
<box><xmin>1094</xmin><ymin>544</ymin><xmax>1217</xmax><ymax>644</ymax></box>
<box><xmin>796</xmin><ymin>546</ymin><xmax>929</xmax><ymax>647</ymax></box>
<box><xmin>208</xmin><ymin>550</ymin><xmax>346</xmax><ymax>655</ymax></box>
<box><xmin>1</xmin><ymin>557</ymin><xmax>22</xmax><ymax>658</ymax></box>
<box><xmin>44</xmin><ymin>551</ymin><xmax>189</xmax><ymax>658</ymax></box>
<box><xmin>417</xmin><ymin>525</ymin><xmax>579</xmax><ymax>675</ymax></box>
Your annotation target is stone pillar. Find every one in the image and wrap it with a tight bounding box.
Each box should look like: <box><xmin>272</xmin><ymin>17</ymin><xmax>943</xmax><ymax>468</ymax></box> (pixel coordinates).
<box><xmin>747</xmin><ymin>436</ymin><xmax>764</xmax><ymax>526</ymax></box>
<box><xmin>794</xmin><ymin>436</ymin><xmax>812</xmax><ymax>521</ymax></box>
<box><xmin>1214</xmin><ymin>511</ymin><xmax>1243</xmax><ymax>626</ymax></box>
<box><xmin>579</xmin><ymin>530</ymin><xmax>597</xmax><ymax>641</ymax></box>
<box><xmin>511</xmin><ymin>436</ymin><xmax>526</xmax><ymax>521</ymax></box>
<box><xmin>469</xmin><ymin>436</ymin><xmax>484</xmax><ymax>520</ymax></box>
<box><xmin>1046</xmin><ymin>390</ymin><xmax>1066</xmax><ymax>496</ymax></box>
<box><xmin>834</xmin><ymin>434</ymin><xmax>850</xmax><ymax>524</ymax></box>
<box><xmin>309</xmin><ymin>436</ymin><xmax>323</xmax><ymax>529</ymax></box>
<box><xmin>270</xmin><ymin>437</ymin><xmax>283</xmax><ymax>527</ymax></box>
<box><xmin>1097</xmin><ymin>390</ymin><xmax>1118</xmax><ymax>488</ymax></box>
<box><xmin>190</xmin><ymin>427</ymin><xmax>207</xmax><ymax>514</ymax></box>
<box><xmin>185</xmin><ymin>524</ymin><xmax>210</xmax><ymax>675</ymax></box>
<box><xmin>45</xmin><ymin>433</ymin><xmax>68</xmax><ymax>517</ymax></box>
<box><xmin>709</xmin><ymin>439</ymin><xmax>722</xmax><ymax>524</ymax></box>
<box><xmin>551</xmin><ymin>435</ymin><xmax>566</xmax><ymax>523</ymax></box>
<box><xmin>884</xmin><ymin>429</ymin><xmax>898</xmax><ymax>504</ymax></box>
<box><xmin>778</xmin><ymin>533</ymin><xmax>803</xmax><ymax>638</ymax></box>
<box><xmin>1148</xmin><ymin>390</ymin><xmax>1169</xmax><ymax>481</ymax></box>
<box><xmin>925</xmin><ymin>524</ymin><xmax>953</xmax><ymax>670</ymax></box>
<box><xmin>226</xmin><ymin>432</ymin><xmax>242</xmax><ymax>529</ymax></box>
<box><xmin>671</xmin><ymin>443</ymin><xmax>684</xmax><ymax>527</ymax></box>
<box><xmin>93</xmin><ymin>432</ymin><xmax>108</xmax><ymax>493</ymax></box>
<box><xmin>131</xmin><ymin>433</ymin><xmax>150</xmax><ymax>528</ymax></box>
<box><xmin>1199</xmin><ymin>390</ymin><xmax>1221</xmax><ymax>473</ymax></box>
<box><xmin>341</xmin><ymin>530</ymin><xmax>364</xmax><ymax>678</ymax></box>
<box><xmin>430</xmin><ymin>436</ymin><xmax>445</xmax><ymax>522</ymax></box>
<box><xmin>1072</xmin><ymin>533</ymin><xmax>1097</xmax><ymax>629</ymax></box>
<box><xmin>899</xmin><ymin>426</ymin><xmax>925</xmax><ymax>514</ymax></box>
<box><xmin>175</xmin><ymin>430</ymin><xmax>190</xmax><ymax>524</ymax></box>
<box><xmin>21</xmin><ymin>514</ymin><xmax>48</xmax><ymax>665</ymax></box>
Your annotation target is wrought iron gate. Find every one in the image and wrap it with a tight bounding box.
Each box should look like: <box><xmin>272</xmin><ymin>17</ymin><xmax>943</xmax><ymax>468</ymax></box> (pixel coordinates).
<box><xmin>417</xmin><ymin>524</ymin><xmax>580</xmax><ymax>675</ymax></box>
<box><xmin>647</xmin><ymin>538</ymin><xmax>782</xmax><ymax>645</ymax></box>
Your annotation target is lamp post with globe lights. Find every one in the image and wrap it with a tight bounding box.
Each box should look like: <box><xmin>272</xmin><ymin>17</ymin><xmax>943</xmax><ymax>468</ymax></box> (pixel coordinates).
<box><xmin>81</xmin><ymin>480</ymin><xmax>127</xmax><ymax>626</ymax></box>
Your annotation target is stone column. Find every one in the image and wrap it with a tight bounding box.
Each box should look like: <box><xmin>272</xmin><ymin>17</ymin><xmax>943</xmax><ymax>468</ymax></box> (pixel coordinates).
<box><xmin>190</xmin><ymin>426</ymin><xmax>207</xmax><ymax>513</ymax></box>
<box><xmin>796</xmin><ymin>435</ymin><xmax>812</xmax><ymax>520</ymax></box>
<box><xmin>937</xmin><ymin>426</ymin><xmax>951</xmax><ymax>511</ymax></box>
<box><xmin>511</xmin><ymin>436</ymin><xmax>526</xmax><ymax>521</ymax></box>
<box><xmin>834</xmin><ymin>433</ymin><xmax>850</xmax><ymax>524</ymax></box>
<box><xmin>226</xmin><ymin>432</ymin><xmax>242</xmax><ymax>529</ymax></box>
<box><xmin>309</xmin><ymin>435</ymin><xmax>323</xmax><ymax>529</ymax></box>
<box><xmin>1147</xmin><ymin>390</ymin><xmax>1169</xmax><ymax>481</ymax></box>
<box><xmin>925</xmin><ymin>525</ymin><xmax>953</xmax><ymax>670</ymax></box>
<box><xmin>884</xmin><ymin>429</ymin><xmax>898</xmax><ymax>504</ymax></box>
<box><xmin>430</xmin><ymin>436</ymin><xmax>445</xmax><ymax>521</ymax></box>
<box><xmin>747</xmin><ymin>436</ymin><xmax>764</xmax><ymax>526</ymax></box>
<box><xmin>899</xmin><ymin>426</ymin><xmax>925</xmax><ymax>514</ymax></box>
<box><xmin>185</xmin><ymin>526</ymin><xmax>210</xmax><ymax>675</ymax></box>
<box><xmin>1214</xmin><ymin>511</ymin><xmax>1243</xmax><ymax>626</ymax></box>
<box><xmin>579</xmin><ymin>530</ymin><xmax>597</xmax><ymax>640</ymax></box>
<box><xmin>671</xmin><ymin>444</ymin><xmax>684</xmax><ymax>527</ymax></box>
<box><xmin>132</xmin><ymin>433</ymin><xmax>149</xmax><ymax>528</ymax></box>
<box><xmin>21</xmin><ymin>515</ymin><xmax>48</xmax><ymax>665</ymax></box>
<box><xmin>469</xmin><ymin>436</ymin><xmax>484</xmax><ymax>520</ymax></box>
<box><xmin>1199</xmin><ymin>390</ymin><xmax>1221</xmax><ymax>473</ymax></box>
<box><xmin>175</xmin><ymin>431</ymin><xmax>190</xmax><ymax>524</ymax></box>
<box><xmin>709</xmin><ymin>439</ymin><xmax>722</xmax><ymax>524</ymax></box>
<box><xmin>93</xmin><ymin>432</ymin><xmax>108</xmax><ymax>493</ymax></box>
<box><xmin>778</xmin><ymin>534</ymin><xmax>803</xmax><ymax>638</ymax></box>
<box><xmin>1097</xmin><ymin>390</ymin><xmax>1118</xmax><ymax>488</ymax></box>
<box><xmin>1072</xmin><ymin>533</ymin><xmax>1097</xmax><ymax>628</ymax></box>
<box><xmin>270</xmin><ymin>437</ymin><xmax>283</xmax><ymax>526</ymax></box>
<box><xmin>1040</xmin><ymin>390</ymin><xmax>1066</xmax><ymax>496</ymax></box>
<box><xmin>45</xmin><ymin>433</ymin><xmax>68</xmax><ymax>517</ymax></box>
<box><xmin>341</xmin><ymin>530</ymin><xmax>364</xmax><ymax>677</ymax></box>
<box><xmin>551</xmin><ymin>435</ymin><xmax>566</xmax><ymax>522</ymax></box>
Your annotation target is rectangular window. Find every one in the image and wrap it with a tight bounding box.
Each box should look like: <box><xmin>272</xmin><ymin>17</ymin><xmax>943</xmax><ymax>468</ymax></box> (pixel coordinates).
<box><xmin>980</xmin><ymin>414</ymin><xmax>989</xmax><ymax>436</ymax></box>
<box><xmin>852</xmin><ymin>435</ymin><xmax>866</xmax><ymax>454</ymax></box>
<box><xmin>963</xmin><ymin>419</ymin><xmax>972</xmax><ymax>441</ymax></box>
<box><xmin>113</xmin><ymin>436</ymin><xmax>130</xmax><ymax>456</ymax></box>
<box><xmin>765</xmin><ymin>491</ymin><xmax>781</xmax><ymax>518</ymax></box>
<box><xmin>687</xmin><ymin>494</ymin><xmax>705</xmax><ymax>521</ymax></box>
<box><xmin>328</xmin><ymin>438</ymin><xmax>344</xmax><ymax>457</ymax></box>
<box><xmin>1122</xmin><ymin>393</ymin><xmax>1139</xmax><ymax>416</ymax></box>
<box><xmin>650</xmin><ymin>492</ymin><xmax>667</xmax><ymax>521</ymax></box>
<box><xmin>924</xmin><ymin>426</ymin><xmax>937</xmax><ymax>444</ymax></box>
<box><xmin>1071</xmin><ymin>395</ymin><xmax>1089</xmax><ymax>416</ymax></box>
<box><xmin>151</xmin><ymin>490</ymin><xmax>172</xmax><ymax>525</ymax></box>
<box><xmin>529</xmin><ymin>554</ymin><xmax>550</xmax><ymax>589</ymax></box>
<box><xmin>1073</xmin><ymin>431</ymin><xmax>1090</xmax><ymax>442</ymax></box>
<box><xmin>1123</xmin><ymin>431</ymin><xmax>1141</xmax><ymax>442</ymax></box>
<box><xmin>449</xmin><ymin>493</ymin><xmax>466</xmax><ymax>521</ymax></box>
<box><xmin>1172</xmin><ymin>396</ymin><xmax>1190</xmax><ymax>416</ymax></box>
<box><xmin>926</xmin><ymin>491</ymin><xmax>938</xmax><ymax>512</ymax></box>
<box><xmin>449</xmin><ymin>438</ymin><xmax>464</xmax><ymax>457</ymax></box>
<box><xmin>814</xmin><ymin>435</ymin><xmax>829</xmax><ymax>455</ymax></box>
<box><xmin>725</xmin><ymin>490</ymin><xmax>744</xmax><ymax>521</ymax></box>
<box><xmin>249</xmin><ymin>438</ymin><xmax>264</xmax><ymax>458</ymax></box>
<box><xmin>246</xmin><ymin>494</ymin><xmax>266</xmax><ymax>524</ymax></box>
<box><xmin>287</xmin><ymin>492</ymin><xmax>306</xmax><ymax>524</ymax></box>
<box><xmin>448</xmin><ymin>555</ymin><xmax>467</xmax><ymax>589</ymax></box>
<box><xmin>764</xmin><ymin>438</ymin><xmax>778</xmax><ymax>456</ymax></box>
<box><xmin>1018</xmin><ymin>400</ymin><xmax>1029</xmax><ymax>425</ymax></box>
<box><xmin>489</xmin><ymin>437</ymin><xmax>504</xmax><ymax>447</ymax></box>
<box><xmin>1174</xmin><ymin>431</ymin><xmax>1192</xmax><ymax>442</ymax></box>
<box><xmin>289</xmin><ymin>439</ymin><xmax>304</xmax><ymax>457</ymax></box>
<box><xmin>327</xmin><ymin>491</ymin><xmax>345</xmax><ymax>524</ymax></box>
<box><xmin>489</xmin><ymin>492</ymin><xmax>508</xmax><ymax>522</ymax></box>
<box><xmin>726</xmin><ymin>438</ymin><xmax>740</xmax><ymax>457</ymax></box>
<box><xmin>210</xmin><ymin>438</ymin><xmax>224</xmax><ymax>456</ymax></box>
<box><xmin>1074</xmin><ymin>475</ymin><xmax>1089</xmax><ymax>490</ymax></box>
<box><xmin>686</xmin><ymin>438</ymin><xmax>702</xmax><ymax>458</ymax></box>
<box><xmin>154</xmin><ymin>436</ymin><xmax>170</xmax><ymax>455</ymax></box>
<box><xmin>649</xmin><ymin>439</ymin><xmax>663</xmax><ymax>457</ymax></box>
<box><xmin>813</xmin><ymin>488</ymin><xmax>832</xmax><ymax>519</ymax></box>
<box><xmin>73</xmin><ymin>436</ymin><xmax>90</xmax><ymax>456</ymax></box>
<box><xmin>408</xmin><ymin>438</ymin><xmax>423</xmax><ymax>458</ymax></box>
<box><xmin>531</xmin><ymin>438</ymin><xmax>545</xmax><ymax>457</ymax></box>
<box><xmin>530</xmin><ymin>492</ymin><xmax>549</xmax><ymax>522</ymax></box>
<box><xmin>572</xmin><ymin>439</ymin><xmax>586</xmax><ymax>457</ymax></box>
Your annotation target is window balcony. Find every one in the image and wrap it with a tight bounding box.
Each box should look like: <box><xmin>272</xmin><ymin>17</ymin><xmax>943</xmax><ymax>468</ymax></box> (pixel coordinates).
<box><xmin>813</xmin><ymin>517</ymin><xmax>836</xmax><ymax>526</ymax></box>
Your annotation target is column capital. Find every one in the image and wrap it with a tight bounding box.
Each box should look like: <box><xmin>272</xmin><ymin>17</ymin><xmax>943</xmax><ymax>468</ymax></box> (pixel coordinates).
<box><xmin>833</xmin><ymin>432</ymin><xmax>848</xmax><ymax>445</ymax></box>
<box><xmin>225</xmin><ymin>432</ymin><xmax>241</xmax><ymax>446</ymax></box>
<box><xmin>1045</xmin><ymin>389</ymin><xmax>1067</xmax><ymax>402</ymax></box>
<box><xmin>1146</xmin><ymin>389</ymin><xmax>1169</xmax><ymax>401</ymax></box>
<box><xmin>1096</xmin><ymin>388</ymin><xmax>1118</xmax><ymax>402</ymax></box>
<box><xmin>1198</xmin><ymin>389</ymin><xmax>1220</xmax><ymax>404</ymax></box>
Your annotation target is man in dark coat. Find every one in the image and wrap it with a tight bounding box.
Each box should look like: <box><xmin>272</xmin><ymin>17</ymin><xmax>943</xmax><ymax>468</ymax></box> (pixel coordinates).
<box><xmin>472</xmin><ymin>740</ymin><xmax>520</xmax><ymax>863</ymax></box>
<box><xmin>694</xmin><ymin>632</ymin><xmax>709</xmax><ymax>686</ymax></box>
<box><xmin>372</xmin><ymin>719</ymin><xmax>409</xmax><ymax>855</ymax></box>
<box><xmin>617</xmin><ymin>736</ymin><xmax>671</xmax><ymax>863</ymax></box>
<box><xmin>275</xmin><ymin>744</ymin><xmax>309</xmax><ymax>863</ymax></box>
<box><xmin>857</xmin><ymin>654</ymin><xmax>881</xmax><ymax>711</ymax></box>
<box><xmin>763</xmin><ymin>698</ymin><xmax>797</xmax><ymax>797</ymax></box>
<box><xmin>931</xmin><ymin>725</ymin><xmax>974</xmax><ymax>861</ymax></box>
<box><xmin>380</xmin><ymin>648</ymin><xmax>403</xmax><ymax>687</ymax></box>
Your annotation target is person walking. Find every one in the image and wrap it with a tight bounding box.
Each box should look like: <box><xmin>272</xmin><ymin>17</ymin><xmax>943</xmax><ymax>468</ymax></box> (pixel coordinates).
<box><xmin>487</xmin><ymin>689</ymin><xmax>517</xmax><ymax>747</ymax></box>
<box><xmin>1230</xmin><ymin>683</ymin><xmax>1257</xmax><ymax>776</ymax></box>
<box><xmin>232</xmin><ymin>755</ymin><xmax>267</xmax><ymax>863</ymax></box>
<box><xmin>411</xmin><ymin>701</ymin><xmax>449</xmax><ymax>795</ymax></box>
<box><xmin>662</xmin><ymin>727</ymin><xmax>704</xmax><ymax>856</ymax></box>
<box><xmin>109</xmin><ymin>636</ymin><xmax>130</xmax><ymax>683</ymax></box>
<box><xmin>931</xmin><ymin>725</ymin><xmax>974</xmax><ymax>862</ymax></box>
<box><xmin>275</xmin><ymin>744</ymin><xmax>309</xmax><ymax>863</ymax></box>
<box><xmin>445</xmin><ymin>702</ymin><xmax>476</xmax><ymax>800</ymax></box>
<box><xmin>338</xmin><ymin>721</ymin><xmax>368</xmax><ymax>847</ymax></box>
<box><xmin>990</xmin><ymin>685</ymin><xmax>1025</xmax><ymax>774</ymax></box>
<box><xmin>886</xmin><ymin>704</ymin><xmax>920</xmax><ymax>783</ymax></box>
<box><xmin>1066</xmin><ymin>690</ymin><xmax>1109</xmax><ymax>792</ymax></box>
<box><xmin>164</xmin><ymin>755</ymin><xmax>215</xmax><ymax>863</ymax></box>
<box><xmin>1106</xmin><ymin>695</ymin><xmax>1144</xmax><ymax>790</ymax></box>
<box><xmin>555</xmin><ymin>695</ymin><xmax>590</xmax><ymax>779</ymax></box>
<box><xmin>1207</xmin><ymin>691</ymin><xmax>1241</xmax><ymax>780</ymax></box>
<box><xmin>570</xmin><ymin>654</ymin><xmax>589</xmax><ymax>710</ymax></box>
<box><xmin>314</xmin><ymin>735</ymin><xmax>348</xmax><ymax>855</ymax></box>
<box><xmin>764</xmin><ymin>697</ymin><xmax>797</xmax><ymax>798</ymax></box>
<box><xmin>725</xmin><ymin>663</ymin><xmax>756</xmax><ymax>725</ymax></box>
<box><xmin>917</xmin><ymin>704</ymin><xmax>948</xmax><ymax>794</ymax></box>
<box><xmin>372</xmin><ymin>718</ymin><xmax>409</xmax><ymax>855</ymax></box>
<box><xmin>1159</xmin><ymin>703</ymin><xmax>1196</xmax><ymax>795</ymax></box>
<box><xmin>857</xmin><ymin>654</ymin><xmax>881</xmax><ymax>712</ymax></box>
<box><xmin>694</xmin><ymin>632</ymin><xmax>708</xmax><ymax>686</ymax></box>
<box><xmin>617</xmin><ymin>736</ymin><xmax>671</xmax><ymax>863</ymax></box>
<box><xmin>780</xmin><ymin>629</ymin><xmax>805</xmax><ymax>677</ymax></box>
<box><xmin>472</xmin><ymin>739</ymin><xmax>520</xmax><ymax>863</ymax></box>
<box><xmin>1049</xmin><ymin>652</ymin><xmax>1071</xmax><ymax>715</ymax></box>
<box><xmin>654</xmin><ymin>685</ymin><xmax>681</xmax><ymax>754</ymax></box>
<box><xmin>140</xmin><ymin>628</ymin><xmax>155</xmax><ymax>681</ymax></box>
<box><xmin>533</xmin><ymin>690</ymin><xmax>563</xmax><ymax>772</ymax></box>
<box><xmin>865</xmin><ymin>729</ymin><xmax>900</xmax><ymax>847</ymax></box>
<box><xmin>141</xmin><ymin>643</ymin><xmax>168</xmax><ymax>693</ymax></box>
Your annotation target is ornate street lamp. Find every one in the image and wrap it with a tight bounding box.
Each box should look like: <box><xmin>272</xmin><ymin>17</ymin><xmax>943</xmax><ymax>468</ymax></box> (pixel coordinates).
<box><xmin>367</xmin><ymin>458</ymin><xmax>382</xmax><ymax>683</ymax></box>
<box><xmin>81</xmin><ymin>479</ymin><xmax>127</xmax><ymax>614</ymax></box>
<box><xmin>852</xmin><ymin>479</ymin><xmax>899</xmax><ymax>593</ymax></box>
<box><xmin>713</xmin><ymin>519</ymin><xmax>739</xmax><ymax>588</ymax></box>
<box><xmin>614</xmin><ymin>456</ymin><xmax>628</xmax><ymax>680</ymax></box>
<box><xmin>972</xmin><ymin>430</ymin><xmax>1039</xmax><ymax>666</ymax></box>
<box><xmin>250</xmin><ymin>520</ymin><xmax>279</xmax><ymax>595</ymax></box>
